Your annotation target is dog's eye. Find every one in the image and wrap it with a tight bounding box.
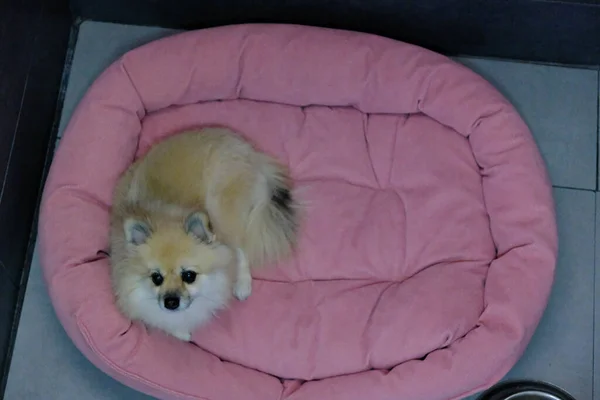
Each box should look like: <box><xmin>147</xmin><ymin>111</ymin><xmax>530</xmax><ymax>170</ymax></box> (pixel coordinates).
<box><xmin>181</xmin><ymin>270</ymin><xmax>197</xmax><ymax>284</ymax></box>
<box><xmin>150</xmin><ymin>272</ymin><xmax>164</xmax><ymax>286</ymax></box>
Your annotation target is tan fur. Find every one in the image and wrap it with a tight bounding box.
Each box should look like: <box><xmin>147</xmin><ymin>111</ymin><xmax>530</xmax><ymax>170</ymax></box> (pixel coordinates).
<box><xmin>115</xmin><ymin>127</ymin><xmax>297</xmax><ymax>265</ymax></box>
<box><xmin>109</xmin><ymin>127</ymin><xmax>298</xmax><ymax>340</ymax></box>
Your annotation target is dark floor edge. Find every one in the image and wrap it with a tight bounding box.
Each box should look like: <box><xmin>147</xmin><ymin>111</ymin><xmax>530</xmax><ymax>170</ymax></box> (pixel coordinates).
<box><xmin>70</xmin><ymin>0</ymin><xmax>600</xmax><ymax>66</ymax></box>
<box><xmin>74</xmin><ymin>20</ymin><xmax>600</xmax><ymax>71</ymax></box>
<box><xmin>552</xmin><ymin>185</ymin><xmax>598</xmax><ymax>193</ymax></box>
<box><xmin>0</xmin><ymin>23</ymin><xmax>79</xmax><ymax>397</ymax></box>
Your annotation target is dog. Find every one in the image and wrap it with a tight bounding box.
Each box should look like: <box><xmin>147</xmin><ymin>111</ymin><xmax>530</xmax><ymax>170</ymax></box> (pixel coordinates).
<box><xmin>109</xmin><ymin>127</ymin><xmax>298</xmax><ymax>341</ymax></box>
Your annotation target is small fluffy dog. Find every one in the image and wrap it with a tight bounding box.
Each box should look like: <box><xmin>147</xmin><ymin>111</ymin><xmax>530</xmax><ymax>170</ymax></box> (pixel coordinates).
<box><xmin>109</xmin><ymin>127</ymin><xmax>298</xmax><ymax>341</ymax></box>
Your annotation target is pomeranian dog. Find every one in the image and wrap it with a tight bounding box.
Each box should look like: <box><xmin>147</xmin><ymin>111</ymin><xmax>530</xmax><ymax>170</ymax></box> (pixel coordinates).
<box><xmin>109</xmin><ymin>127</ymin><xmax>298</xmax><ymax>341</ymax></box>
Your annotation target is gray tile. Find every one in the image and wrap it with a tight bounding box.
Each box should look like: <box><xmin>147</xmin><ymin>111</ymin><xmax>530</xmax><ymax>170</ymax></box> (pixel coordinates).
<box><xmin>464</xmin><ymin>188</ymin><xmax>595</xmax><ymax>399</ymax></box>
<box><xmin>595</xmin><ymin>194</ymin><xmax>600</xmax><ymax>400</ymax></box>
<box><xmin>456</xmin><ymin>57</ymin><xmax>598</xmax><ymax>191</ymax></box>
<box><xmin>502</xmin><ymin>188</ymin><xmax>594</xmax><ymax>398</ymax></box>
<box><xmin>58</xmin><ymin>21</ymin><xmax>181</xmax><ymax>137</ymax></box>
<box><xmin>4</xmin><ymin>245</ymin><xmax>153</xmax><ymax>400</ymax></box>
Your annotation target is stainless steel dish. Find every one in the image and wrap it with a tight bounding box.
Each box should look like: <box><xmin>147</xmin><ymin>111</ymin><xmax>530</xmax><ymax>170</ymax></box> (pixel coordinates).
<box><xmin>476</xmin><ymin>380</ymin><xmax>576</xmax><ymax>400</ymax></box>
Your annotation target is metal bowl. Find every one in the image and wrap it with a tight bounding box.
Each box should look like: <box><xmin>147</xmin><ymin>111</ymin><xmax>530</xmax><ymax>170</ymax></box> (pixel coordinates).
<box><xmin>476</xmin><ymin>380</ymin><xmax>576</xmax><ymax>400</ymax></box>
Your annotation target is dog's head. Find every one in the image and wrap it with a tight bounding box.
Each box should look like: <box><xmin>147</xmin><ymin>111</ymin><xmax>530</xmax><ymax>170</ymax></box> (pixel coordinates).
<box><xmin>118</xmin><ymin>211</ymin><xmax>234</xmax><ymax>312</ymax></box>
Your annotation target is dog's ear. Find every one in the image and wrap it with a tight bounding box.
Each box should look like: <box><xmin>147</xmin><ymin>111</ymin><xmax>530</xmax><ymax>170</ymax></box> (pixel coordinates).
<box><xmin>184</xmin><ymin>212</ymin><xmax>214</xmax><ymax>243</ymax></box>
<box><xmin>124</xmin><ymin>219</ymin><xmax>152</xmax><ymax>246</ymax></box>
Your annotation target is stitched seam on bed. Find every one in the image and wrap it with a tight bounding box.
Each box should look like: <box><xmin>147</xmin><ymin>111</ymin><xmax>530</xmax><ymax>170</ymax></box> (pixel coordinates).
<box><xmin>118</xmin><ymin>57</ymin><xmax>146</xmax><ymax>114</ymax></box>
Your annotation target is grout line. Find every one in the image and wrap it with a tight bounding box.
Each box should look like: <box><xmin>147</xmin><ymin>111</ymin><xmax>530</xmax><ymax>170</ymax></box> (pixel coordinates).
<box><xmin>552</xmin><ymin>184</ymin><xmax>597</xmax><ymax>193</ymax></box>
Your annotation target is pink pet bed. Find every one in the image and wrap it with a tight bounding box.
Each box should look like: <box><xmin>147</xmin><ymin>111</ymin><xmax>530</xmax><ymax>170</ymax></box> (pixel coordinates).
<box><xmin>39</xmin><ymin>24</ymin><xmax>558</xmax><ymax>400</ymax></box>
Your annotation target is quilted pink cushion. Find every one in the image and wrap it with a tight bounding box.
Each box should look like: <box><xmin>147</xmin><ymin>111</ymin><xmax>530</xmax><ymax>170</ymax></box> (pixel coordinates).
<box><xmin>39</xmin><ymin>24</ymin><xmax>558</xmax><ymax>400</ymax></box>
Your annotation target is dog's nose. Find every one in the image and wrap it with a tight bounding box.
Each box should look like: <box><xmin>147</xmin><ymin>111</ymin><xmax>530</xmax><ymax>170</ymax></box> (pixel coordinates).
<box><xmin>164</xmin><ymin>296</ymin><xmax>180</xmax><ymax>310</ymax></box>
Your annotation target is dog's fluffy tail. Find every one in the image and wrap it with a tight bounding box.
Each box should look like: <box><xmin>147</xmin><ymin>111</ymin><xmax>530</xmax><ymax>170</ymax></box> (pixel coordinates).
<box><xmin>243</xmin><ymin>155</ymin><xmax>298</xmax><ymax>267</ymax></box>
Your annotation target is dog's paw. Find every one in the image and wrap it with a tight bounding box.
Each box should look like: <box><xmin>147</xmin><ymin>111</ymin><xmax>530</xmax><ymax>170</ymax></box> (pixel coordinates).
<box><xmin>233</xmin><ymin>277</ymin><xmax>252</xmax><ymax>301</ymax></box>
<box><xmin>172</xmin><ymin>330</ymin><xmax>192</xmax><ymax>341</ymax></box>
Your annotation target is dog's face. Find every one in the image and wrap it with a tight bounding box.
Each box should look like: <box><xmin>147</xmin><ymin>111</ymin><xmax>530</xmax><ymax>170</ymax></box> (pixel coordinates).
<box><xmin>120</xmin><ymin>211</ymin><xmax>233</xmax><ymax>313</ymax></box>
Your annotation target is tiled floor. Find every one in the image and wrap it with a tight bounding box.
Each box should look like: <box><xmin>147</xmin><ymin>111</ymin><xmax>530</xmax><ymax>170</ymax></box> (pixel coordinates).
<box><xmin>4</xmin><ymin>21</ymin><xmax>600</xmax><ymax>400</ymax></box>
